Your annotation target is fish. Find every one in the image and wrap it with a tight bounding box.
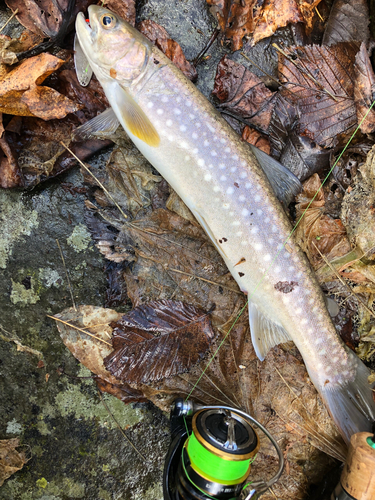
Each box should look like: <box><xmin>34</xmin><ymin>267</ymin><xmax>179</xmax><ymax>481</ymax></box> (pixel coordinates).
<box><xmin>75</xmin><ymin>5</ymin><xmax>375</xmax><ymax>443</ymax></box>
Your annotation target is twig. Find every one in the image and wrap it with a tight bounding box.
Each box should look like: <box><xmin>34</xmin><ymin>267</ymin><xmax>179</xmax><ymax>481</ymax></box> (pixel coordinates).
<box><xmin>60</xmin><ymin>142</ymin><xmax>128</xmax><ymax>220</ymax></box>
<box><xmin>56</xmin><ymin>239</ymin><xmax>77</xmax><ymax>311</ymax></box>
<box><xmin>46</xmin><ymin>315</ymin><xmax>112</xmax><ymax>346</ymax></box>
<box><xmin>97</xmin><ymin>389</ymin><xmax>150</xmax><ymax>464</ymax></box>
<box><xmin>168</xmin><ymin>267</ymin><xmax>242</xmax><ymax>294</ymax></box>
<box><xmin>0</xmin><ymin>9</ymin><xmax>18</xmax><ymax>33</ymax></box>
<box><xmin>315</xmin><ymin>6</ymin><xmax>324</xmax><ymax>22</ymax></box>
<box><xmin>312</xmin><ymin>242</ymin><xmax>375</xmax><ymax>320</ymax></box>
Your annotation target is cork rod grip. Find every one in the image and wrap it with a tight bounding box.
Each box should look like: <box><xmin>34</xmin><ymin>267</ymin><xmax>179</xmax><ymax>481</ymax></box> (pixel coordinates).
<box><xmin>340</xmin><ymin>432</ymin><xmax>375</xmax><ymax>500</ymax></box>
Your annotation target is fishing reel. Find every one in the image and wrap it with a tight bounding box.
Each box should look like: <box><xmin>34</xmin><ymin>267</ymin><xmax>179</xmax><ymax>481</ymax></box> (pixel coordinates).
<box><xmin>163</xmin><ymin>399</ymin><xmax>284</xmax><ymax>500</ymax></box>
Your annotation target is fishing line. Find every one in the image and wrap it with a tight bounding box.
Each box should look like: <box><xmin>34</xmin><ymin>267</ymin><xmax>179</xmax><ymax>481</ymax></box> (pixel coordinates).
<box><xmin>185</xmin><ymin>98</ymin><xmax>375</xmax><ymax>403</ymax></box>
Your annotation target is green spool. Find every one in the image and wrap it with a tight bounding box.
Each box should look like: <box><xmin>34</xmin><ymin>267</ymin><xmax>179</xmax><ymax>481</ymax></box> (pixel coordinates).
<box><xmin>186</xmin><ymin>432</ymin><xmax>251</xmax><ymax>484</ymax></box>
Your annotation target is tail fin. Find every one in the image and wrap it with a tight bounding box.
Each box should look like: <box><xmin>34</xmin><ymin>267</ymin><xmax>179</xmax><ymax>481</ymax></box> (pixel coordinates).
<box><xmin>319</xmin><ymin>349</ymin><xmax>375</xmax><ymax>444</ymax></box>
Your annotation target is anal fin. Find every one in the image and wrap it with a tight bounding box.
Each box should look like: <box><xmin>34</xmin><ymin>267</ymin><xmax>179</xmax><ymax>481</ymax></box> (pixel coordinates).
<box><xmin>249</xmin><ymin>301</ymin><xmax>292</xmax><ymax>360</ymax></box>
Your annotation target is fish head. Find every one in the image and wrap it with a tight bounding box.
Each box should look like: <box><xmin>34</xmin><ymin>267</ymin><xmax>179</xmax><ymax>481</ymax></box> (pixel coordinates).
<box><xmin>75</xmin><ymin>6</ymin><xmax>152</xmax><ymax>85</ymax></box>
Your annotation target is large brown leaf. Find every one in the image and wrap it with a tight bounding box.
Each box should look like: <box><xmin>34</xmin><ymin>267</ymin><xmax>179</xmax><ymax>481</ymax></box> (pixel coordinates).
<box><xmin>104</xmin><ymin>300</ymin><xmax>215</xmax><ymax>384</ymax></box>
<box><xmin>278</xmin><ymin>43</ymin><xmax>358</xmax><ymax>149</ymax></box>
<box><xmin>354</xmin><ymin>43</ymin><xmax>375</xmax><ymax>135</ymax></box>
<box><xmin>322</xmin><ymin>0</ymin><xmax>370</xmax><ymax>47</ymax></box>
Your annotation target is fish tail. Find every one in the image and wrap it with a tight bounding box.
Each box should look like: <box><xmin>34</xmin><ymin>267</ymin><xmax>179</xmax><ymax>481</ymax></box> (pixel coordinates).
<box><xmin>319</xmin><ymin>350</ymin><xmax>375</xmax><ymax>444</ymax></box>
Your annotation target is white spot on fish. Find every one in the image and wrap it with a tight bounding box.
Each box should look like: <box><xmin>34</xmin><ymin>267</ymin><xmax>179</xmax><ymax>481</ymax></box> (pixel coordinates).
<box><xmin>181</xmin><ymin>141</ymin><xmax>188</xmax><ymax>149</ymax></box>
<box><xmin>220</xmin><ymin>175</ymin><xmax>227</xmax><ymax>181</ymax></box>
<box><xmin>332</xmin><ymin>356</ymin><xmax>339</xmax><ymax>363</ymax></box>
<box><xmin>257</xmin><ymin>209</ymin><xmax>263</xmax><ymax>216</ymax></box>
<box><xmin>213</xmin><ymin>186</ymin><xmax>220</xmax><ymax>192</ymax></box>
<box><xmin>204</xmin><ymin>173</ymin><xmax>212</xmax><ymax>181</ymax></box>
<box><xmin>268</xmin><ymin>238</ymin><xmax>274</xmax><ymax>244</ymax></box>
<box><xmin>174</xmin><ymin>108</ymin><xmax>181</xmax><ymax>115</ymax></box>
<box><xmin>241</xmin><ymin>160</ymin><xmax>246</xmax><ymax>166</ymax></box>
<box><xmin>220</xmin><ymin>138</ymin><xmax>226</xmax><ymax>144</ymax></box>
<box><xmin>185</xmin><ymin>155</ymin><xmax>190</xmax><ymax>161</ymax></box>
<box><xmin>223</xmin><ymin>203</ymin><xmax>230</xmax><ymax>209</ymax></box>
<box><xmin>180</xmin><ymin>125</ymin><xmax>187</xmax><ymax>132</ymax></box>
<box><xmin>176</xmin><ymin>97</ymin><xmax>181</xmax><ymax>103</ymax></box>
<box><xmin>241</xmin><ymin>240</ymin><xmax>247</xmax><ymax>246</ymax></box>
<box><xmin>242</xmin><ymin>208</ymin><xmax>249</xmax><ymax>216</ymax></box>
<box><xmin>272</xmin><ymin>226</ymin><xmax>278</xmax><ymax>233</ymax></box>
<box><xmin>225</xmin><ymin>147</ymin><xmax>230</xmax><ymax>153</ymax></box>
<box><xmin>232</xmin><ymin>221</ymin><xmax>240</xmax><ymax>226</ymax></box>
<box><xmin>254</xmin><ymin>243</ymin><xmax>263</xmax><ymax>250</ymax></box>
<box><xmin>211</xmin><ymin>150</ymin><xmax>217</xmax><ymax>156</ymax></box>
<box><xmin>186</xmin><ymin>100</ymin><xmax>192</xmax><ymax>107</ymax></box>
<box><xmin>157</xmin><ymin>109</ymin><xmax>163</xmax><ymax>115</ymax></box>
<box><xmin>192</xmin><ymin>132</ymin><xmax>198</xmax><ymax>139</ymax></box>
<box><xmin>255</xmin><ymin>195</ymin><xmax>261</xmax><ymax>202</ymax></box>
<box><xmin>239</xmin><ymin>195</ymin><xmax>246</xmax><ymax>202</ymax></box>
<box><xmin>207</xmin><ymin>124</ymin><xmax>215</xmax><ymax>133</ymax></box>
<box><xmin>193</xmin><ymin>148</ymin><xmax>198</xmax><ymax>154</ymax></box>
<box><xmin>162</xmin><ymin>96</ymin><xmax>168</xmax><ymax>103</ymax></box>
<box><xmin>233</xmin><ymin>154</ymin><xmax>238</xmax><ymax>160</ymax></box>
<box><xmin>196</xmin><ymin>123</ymin><xmax>201</xmax><ymax>128</ymax></box>
<box><xmin>147</xmin><ymin>102</ymin><xmax>154</xmax><ymax>108</ymax></box>
<box><xmin>227</xmin><ymin>187</ymin><xmax>234</xmax><ymax>195</ymax></box>
<box><xmin>230</xmin><ymin>167</ymin><xmax>237</xmax><ymax>173</ymax></box>
<box><xmin>168</xmin><ymin>135</ymin><xmax>174</xmax><ymax>141</ymax></box>
<box><xmin>208</xmin><ymin>164</ymin><xmax>214</xmax><ymax>169</ymax></box>
<box><xmin>166</xmin><ymin>119</ymin><xmax>173</xmax><ymax>127</ymax></box>
<box><xmin>296</xmin><ymin>308</ymin><xmax>302</xmax><ymax>314</ymax></box>
<box><xmin>315</xmin><ymin>338</ymin><xmax>324</xmax><ymax>344</ymax></box>
<box><xmin>189</xmin><ymin>114</ymin><xmax>195</xmax><ymax>120</ymax></box>
<box><xmin>264</xmin><ymin>254</ymin><xmax>271</xmax><ymax>261</ymax></box>
<box><xmin>309</xmin><ymin>298</ymin><xmax>314</xmax><ymax>304</ymax></box>
<box><xmin>219</xmin><ymin>163</ymin><xmax>225</xmax><ymax>170</ymax></box>
<box><xmin>236</xmin><ymin>231</ymin><xmax>243</xmax><ymax>236</ymax></box>
<box><xmin>265</xmin><ymin>217</ymin><xmax>270</xmax><ymax>223</ymax></box>
<box><xmin>245</xmin><ymin>183</ymin><xmax>252</xmax><ymax>189</ymax></box>
<box><xmin>198</xmin><ymin>159</ymin><xmax>205</xmax><ymax>166</ymax></box>
<box><xmin>301</xmin><ymin>319</ymin><xmax>308</xmax><ymax>325</ymax></box>
<box><xmin>251</xmin><ymin>226</ymin><xmax>259</xmax><ymax>234</ymax></box>
<box><xmin>204</xmin><ymin>140</ymin><xmax>209</xmax><ymax>146</ymax></box>
<box><xmin>275</xmin><ymin>266</ymin><xmax>281</xmax><ymax>272</ymax></box>
<box><xmin>240</xmin><ymin>172</ymin><xmax>247</xmax><ymax>179</ymax></box>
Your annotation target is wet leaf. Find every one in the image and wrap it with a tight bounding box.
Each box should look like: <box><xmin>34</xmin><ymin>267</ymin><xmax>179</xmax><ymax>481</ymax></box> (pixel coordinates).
<box><xmin>213</xmin><ymin>56</ymin><xmax>275</xmax><ymax>133</ymax></box>
<box><xmin>278</xmin><ymin>43</ymin><xmax>358</xmax><ymax>149</ymax></box>
<box><xmin>295</xmin><ymin>173</ymin><xmax>351</xmax><ymax>268</ymax></box>
<box><xmin>0</xmin><ymin>438</ymin><xmax>29</xmax><ymax>487</ymax></box>
<box><xmin>104</xmin><ymin>300</ymin><xmax>215</xmax><ymax>384</ymax></box>
<box><xmin>242</xmin><ymin>126</ymin><xmax>271</xmax><ymax>154</ymax></box>
<box><xmin>5</xmin><ymin>0</ymin><xmax>92</xmax><ymax>38</ymax></box>
<box><xmin>0</xmin><ymin>53</ymin><xmax>81</xmax><ymax>119</ymax></box>
<box><xmin>138</xmin><ymin>20</ymin><xmax>197</xmax><ymax>82</ymax></box>
<box><xmin>322</xmin><ymin>0</ymin><xmax>370</xmax><ymax>47</ymax></box>
<box><xmin>354</xmin><ymin>43</ymin><xmax>375</xmax><ymax>135</ymax></box>
<box><xmin>0</xmin><ymin>30</ymin><xmax>42</xmax><ymax>65</ymax></box>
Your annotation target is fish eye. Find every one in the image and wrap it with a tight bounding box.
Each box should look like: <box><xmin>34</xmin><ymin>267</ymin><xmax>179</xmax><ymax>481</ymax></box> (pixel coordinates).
<box><xmin>101</xmin><ymin>14</ymin><xmax>116</xmax><ymax>29</ymax></box>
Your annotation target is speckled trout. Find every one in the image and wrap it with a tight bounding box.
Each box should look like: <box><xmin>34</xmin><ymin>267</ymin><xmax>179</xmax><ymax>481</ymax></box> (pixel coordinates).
<box><xmin>75</xmin><ymin>5</ymin><xmax>375</xmax><ymax>442</ymax></box>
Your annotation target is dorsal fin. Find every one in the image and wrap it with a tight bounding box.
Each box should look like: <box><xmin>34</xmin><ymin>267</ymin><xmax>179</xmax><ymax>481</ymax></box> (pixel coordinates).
<box><xmin>249</xmin><ymin>144</ymin><xmax>302</xmax><ymax>207</ymax></box>
<box><xmin>248</xmin><ymin>301</ymin><xmax>292</xmax><ymax>360</ymax></box>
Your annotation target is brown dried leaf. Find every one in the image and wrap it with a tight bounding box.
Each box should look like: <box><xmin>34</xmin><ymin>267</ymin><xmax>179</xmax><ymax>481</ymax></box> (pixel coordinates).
<box><xmin>0</xmin><ymin>31</ymin><xmax>42</xmax><ymax>65</ymax></box>
<box><xmin>295</xmin><ymin>173</ymin><xmax>351</xmax><ymax>268</ymax></box>
<box><xmin>322</xmin><ymin>0</ymin><xmax>370</xmax><ymax>47</ymax></box>
<box><xmin>278</xmin><ymin>44</ymin><xmax>358</xmax><ymax>149</ymax></box>
<box><xmin>354</xmin><ymin>43</ymin><xmax>375</xmax><ymax>135</ymax></box>
<box><xmin>138</xmin><ymin>20</ymin><xmax>197</xmax><ymax>82</ymax></box>
<box><xmin>213</xmin><ymin>56</ymin><xmax>275</xmax><ymax>133</ymax></box>
<box><xmin>252</xmin><ymin>0</ymin><xmax>304</xmax><ymax>44</ymax></box>
<box><xmin>104</xmin><ymin>300</ymin><xmax>214</xmax><ymax>384</ymax></box>
<box><xmin>0</xmin><ymin>438</ymin><xmax>29</xmax><ymax>487</ymax></box>
<box><xmin>0</xmin><ymin>53</ymin><xmax>81</xmax><ymax>119</ymax></box>
<box><xmin>242</xmin><ymin>126</ymin><xmax>270</xmax><ymax>154</ymax></box>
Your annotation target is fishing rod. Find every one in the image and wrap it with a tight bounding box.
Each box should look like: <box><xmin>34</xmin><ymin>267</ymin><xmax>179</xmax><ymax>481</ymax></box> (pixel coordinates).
<box><xmin>163</xmin><ymin>399</ymin><xmax>284</xmax><ymax>500</ymax></box>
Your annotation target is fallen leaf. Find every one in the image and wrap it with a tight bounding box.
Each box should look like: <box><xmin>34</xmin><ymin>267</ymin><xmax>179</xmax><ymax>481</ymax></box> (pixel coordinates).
<box><xmin>212</xmin><ymin>55</ymin><xmax>275</xmax><ymax>133</ymax></box>
<box><xmin>354</xmin><ymin>43</ymin><xmax>375</xmax><ymax>135</ymax></box>
<box><xmin>104</xmin><ymin>300</ymin><xmax>215</xmax><ymax>384</ymax></box>
<box><xmin>242</xmin><ymin>126</ymin><xmax>270</xmax><ymax>153</ymax></box>
<box><xmin>295</xmin><ymin>173</ymin><xmax>351</xmax><ymax>268</ymax></box>
<box><xmin>138</xmin><ymin>20</ymin><xmax>197</xmax><ymax>82</ymax></box>
<box><xmin>0</xmin><ymin>53</ymin><xmax>81</xmax><ymax>119</ymax></box>
<box><xmin>6</xmin><ymin>0</ymin><xmax>93</xmax><ymax>38</ymax></box>
<box><xmin>277</xmin><ymin>43</ymin><xmax>358</xmax><ymax>149</ymax></box>
<box><xmin>0</xmin><ymin>438</ymin><xmax>29</xmax><ymax>487</ymax></box>
<box><xmin>0</xmin><ymin>30</ymin><xmax>42</xmax><ymax>65</ymax></box>
<box><xmin>322</xmin><ymin>0</ymin><xmax>370</xmax><ymax>47</ymax></box>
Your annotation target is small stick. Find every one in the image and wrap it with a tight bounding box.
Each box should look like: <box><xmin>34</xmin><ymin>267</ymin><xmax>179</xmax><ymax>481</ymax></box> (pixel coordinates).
<box><xmin>168</xmin><ymin>267</ymin><xmax>242</xmax><ymax>294</ymax></box>
<box><xmin>97</xmin><ymin>389</ymin><xmax>151</xmax><ymax>464</ymax></box>
<box><xmin>0</xmin><ymin>8</ymin><xmax>18</xmax><ymax>33</ymax></box>
<box><xmin>56</xmin><ymin>238</ymin><xmax>77</xmax><ymax>311</ymax></box>
<box><xmin>60</xmin><ymin>142</ymin><xmax>128</xmax><ymax>220</ymax></box>
<box><xmin>315</xmin><ymin>6</ymin><xmax>324</xmax><ymax>22</ymax></box>
<box><xmin>46</xmin><ymin>315</ymin><xmax>112</xmax><ymax>346</ymax></box>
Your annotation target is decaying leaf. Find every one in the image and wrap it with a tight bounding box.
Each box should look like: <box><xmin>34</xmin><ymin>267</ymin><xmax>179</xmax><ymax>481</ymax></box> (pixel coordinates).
<box><xmin>138</xmin><ymin>20</ymin><xmax>198</xmax><ymax>82</ymax></box>
<box><xmin>0</xmin><ymin>438</ymin><xmax>29</xmax><ymax>487</ymax></box>
<box><xmin>295</xmin><ymin>173</ymin><xmax>351</xmax><ymax>268</ymax></box>
<box><xmin>0</xmin><ymin>53</ymin><xmax>81</xmax><ymax>119</ymax></box>
<box><xmin>213</xmin><ymin>55</ymin><xmax>275</xmax><ymax>133</ymax></box>
<box><xmin>104</xmin><ymin>300</ymin><xmax>215</xmax><ymax>384</ymax></box>
<box><xmin>322</xmin><ymin>0</ymin><xmax>370</xmax><ymax>47</ymax></box>
<box><xmin>207</xmin><ymin>0</ymin><xmax>322</xmax><ymax>49</ymax></box>
<box><xmin>0</xmin><ymin>30</ymin><xmax>42</xmax><ymax>65</ymax></box>
<box><xmin>242</xmin><ymin>126</ymin><xmax>270</xmax><ymax>153</ymax></box>
<box><xmin>354</xmin><ymin>43</ymin><xmax>375</xmax><ymax>135</ymax></box>
<box><xmin>278</xmin><ymin>43</ymin><xmax>358</xmax><ymax>149</ymax></box>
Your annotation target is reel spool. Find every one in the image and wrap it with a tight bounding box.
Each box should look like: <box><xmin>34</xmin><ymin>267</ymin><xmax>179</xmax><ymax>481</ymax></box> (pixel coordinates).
<box><xmin>163</xmin><ymin>399</ymin><xmax>284</xmax><ymax>500</ymax></box>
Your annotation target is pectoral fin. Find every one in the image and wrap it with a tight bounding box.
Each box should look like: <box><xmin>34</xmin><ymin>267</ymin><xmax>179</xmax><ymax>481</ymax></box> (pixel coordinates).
<box><xmin>74</xmin><ymin>34</ymin><xmax>93</xmax><ymax>87</ymax></box>
<box><xmin>74</xmin><ymin>107</ymin><xmax>120</xmax><ymax>141</ymax></box>
<box><xmin>248</xmin><ymin>301</ymin><xmax>292</xmax><ymax>360</ymax></box>
<box><xmin>248</xmin><ymin>144</ymin><xmax>302</xmax><ymax>207</ymax></box>
<box><xmin>111</xmin><ymin>83</ymin><xmax>160</xmax><ymax>147</ymax></box>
